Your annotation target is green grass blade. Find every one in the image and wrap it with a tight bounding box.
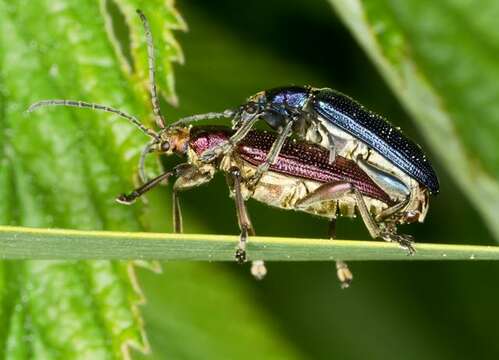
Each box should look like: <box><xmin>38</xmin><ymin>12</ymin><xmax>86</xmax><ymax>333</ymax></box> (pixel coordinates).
<box><xmin>0</xmin><ymin>226</ymin><xmax>496</xmax><ymax>261</ymax></box>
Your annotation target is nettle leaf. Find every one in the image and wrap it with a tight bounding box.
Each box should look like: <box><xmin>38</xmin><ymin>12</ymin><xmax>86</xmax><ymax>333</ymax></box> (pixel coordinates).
<box><xmin>0</xmin><ymin>0</ymin><xmax>183</xmax><ymax>358</ymax></box>
<box><xmin>329</xmin><ymin>0</ymin><xmax>499</xmax><ymax>240</ymax></box>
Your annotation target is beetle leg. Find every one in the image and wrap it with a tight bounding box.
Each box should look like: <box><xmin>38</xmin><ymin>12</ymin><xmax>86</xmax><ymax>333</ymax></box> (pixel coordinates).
<box><xmin>225</xmin><ymin>169</ymin><xmax>267</xmax><ymax>279</ymax></box>
<box><xmin>172</xmin><ymin>189</ymin><xmax>182</xmax><ymax>233</ymax></box>
<box><xmin>250</xmin><ymin>260</ymin><xmax>267</xmax><ymax>280</ymax></box>
<box><xmin>296</xmin><ymin>182</ymin><xmax>353</xmax><ymax>208</ymax></box>
<box><xmin>227</xmin><ymin>167</ymin><xmax>263</xmax><ymax>271</ymax></box>
<box><xmin>248</xmin><ymin>120</ymin><xmax>294</xmax><ymax>188</ymax></box>
<box><xmin>200</xmin><ymin>112</ymin><xmax>260</xmax><ymax>163</ymax></box>
<box><xmin>138</xmin><ymin>139</ymin><xmax>159</xmax><ymax>183</ymax></box>
<box><xmin>375</xmin><ymin>198</ymin><xmax>409</xmax><ymax>222</ymax></box>
<box><xmin>170</xmin><ymin>109</ymin><xmax>236</xmax><ymax>128</ymax></box>
<box><xmin>329</xmin><ymin>219</ymin><xmax>353</xmax><ymax>289</ymax></box>
<box><xmin>116</xmin><ymin>170</ymin><xmax>174</xmax><ymax>204</ymax></box>
<box><xmin>296</xmin><ymin>182</ymin><xmax>415</xmax><ymax>254</ymax></box>
<box><xmin>172</xmin><ymin>164</ymin><xmax>215</xmax><ymax>233</ymax></box>
<box><xmin>351</xmin><ymin>189</ymin><xmax>415</xmax><ymax>255</ymax></box>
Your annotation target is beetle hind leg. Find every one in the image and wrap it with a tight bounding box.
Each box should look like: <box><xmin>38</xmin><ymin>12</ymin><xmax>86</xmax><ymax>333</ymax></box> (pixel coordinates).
<box><xmin>377</xmin><ymin>223</ymin><xmax>415</xmax><ymax>255</ymax></box>
<box><xmin>352</xmin><ymin>189</ymin><xmax>415</xmax><ymax>255</ymax></box>
<box><xmin>297</xmin><ymin>181</ymin><xmax>415</xmax><ymax>255</ymax></box>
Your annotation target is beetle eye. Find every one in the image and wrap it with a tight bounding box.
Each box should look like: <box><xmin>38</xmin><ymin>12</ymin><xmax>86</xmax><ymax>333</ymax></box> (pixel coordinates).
<box><xmin>161</xmin><ymin>141</ymin><xmax>170</xmax><ymax>152</ymax></box>
<box><xmin>245</xmin><ymin>102</ymin><xmax>259</xmax><ymax>114</ymax></box>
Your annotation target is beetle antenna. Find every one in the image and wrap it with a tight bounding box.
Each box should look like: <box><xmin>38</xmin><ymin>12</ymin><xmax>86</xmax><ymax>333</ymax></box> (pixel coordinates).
<box><xmin>28</xmin><ymin>99</ymin><xmax>159</xmax><ymax>140</ymax></box>
<box><xmin>170</xmin><ymin>109</ymin><xmax>237</xmax><ymax>127</ymax></box>
<box><xmin>139</xmin><ymin>139</ymin><xmax>159</xmax><ymax>183</ymax></box>
<box><xmin>136</xmin><ymin>9</ymin><xmax>166</xmax><ymax>129</ymax></box>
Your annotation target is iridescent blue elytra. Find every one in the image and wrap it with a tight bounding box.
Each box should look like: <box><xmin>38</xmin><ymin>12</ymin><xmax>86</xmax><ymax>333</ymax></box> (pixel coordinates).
<box><xmin>255</xmin><ymin>86</ymin><xmax>439</xmax><ymax>194</ymax></box>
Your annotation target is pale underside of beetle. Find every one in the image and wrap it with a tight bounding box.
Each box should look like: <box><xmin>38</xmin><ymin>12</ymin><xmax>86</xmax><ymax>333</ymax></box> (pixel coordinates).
<box><xmin>306</xmin><ymin>117</ymin><xmax>430</xmax><ymax>222</ymax></box>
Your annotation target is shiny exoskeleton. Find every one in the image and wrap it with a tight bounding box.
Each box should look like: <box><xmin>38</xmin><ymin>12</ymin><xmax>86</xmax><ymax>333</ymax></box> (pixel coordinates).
<box><xmin>173</xmin><ymin>86</ymin><xmax>439</xmax><ymax>232</ymax></box>
<box><xmin>115</xmin><ymin>125</ymin><xmax>428</xmax><ymax>286</ymax></box>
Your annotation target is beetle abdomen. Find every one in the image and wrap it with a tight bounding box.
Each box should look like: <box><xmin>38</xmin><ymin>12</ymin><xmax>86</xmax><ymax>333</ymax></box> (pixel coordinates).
<box><xmin>313</xmin><ymin>88</ymin><xmax>439</xmax><ymax>194</ymax></box>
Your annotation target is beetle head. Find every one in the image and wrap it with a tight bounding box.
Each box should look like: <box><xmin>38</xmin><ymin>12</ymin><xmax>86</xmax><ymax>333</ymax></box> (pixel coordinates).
<box><xmin>242</xmin><ymin>87</ymin><xmax>312</xmax><ymax>131</ymax></box>
<box><xmin>232</xmin><ymin>91</ymin><xmax>266</xmax><ymax>128</ymax></box>
<box><xmin>155</xmin><ymin>126</ymin><xmax>190</xmax><ymax>156</ymax></box>
<box><xmin>237</xmin><ymin>90</ymin><xmax>288</xmax><ymax>130</ymax></box>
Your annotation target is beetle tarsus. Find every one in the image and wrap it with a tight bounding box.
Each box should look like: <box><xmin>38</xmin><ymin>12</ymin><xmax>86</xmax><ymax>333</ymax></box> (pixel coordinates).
<box><xmin>235</xmin><ymin>247</ymin><xmax>247</xmax><ymax>264</ymax></box>
<box><xmin>336</xmin><ymin>260</ymin><xmax>353</xmax><ymax>289</ymax></box>
<box><xmin>251</xmin><ymin>260</ymin><xmax>267</xmax><ymax>280</ymax></box>
<box><xmin>235</xmin><ymin>225</ymin><xmax>249</xmax><ymax>264</ymax></box>
<box><xmin>116</xmin><ymin>193</ymin><xmax>137</xmax><ymax>205</ymax></box>
<box><xmin>381</xmin><ymin>233</ymin><xmax>416</xmax><ymax>255</ymax></box>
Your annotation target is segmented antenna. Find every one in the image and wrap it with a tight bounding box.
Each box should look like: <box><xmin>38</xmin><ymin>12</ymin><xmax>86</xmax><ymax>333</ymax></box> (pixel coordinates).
<box><xmin>170</xmin><ymin>109</ymin><xmax>237</xmax><ymax>127</ymax></box>
<box><xmin>139</xmin><ymin>139</ymin><xmax>159</xmax><ymax>183</ymax></box>
<box><xmin>136</xmin><ymin>9</ymin><xmax>166</xmax><ymax>129</ymax></box>
<box><xmin>28</xmin><ymin>100</ymin><xmax>159</xmax><ymax>140</ymax></box>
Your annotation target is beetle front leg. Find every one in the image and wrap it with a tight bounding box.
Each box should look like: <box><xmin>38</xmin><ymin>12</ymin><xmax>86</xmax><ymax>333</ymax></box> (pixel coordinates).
<box><xmin>116</xmin><ymin>170</ymin><xmax>174</xmax><ymax>204</ymax></box>
<box><xmin>199</xmin><ymin>112</ymin><xmax>260</xmax><ymax>163</ymax></box>
<box><xmin>116</xmin><ymin>163</ymin><xmax>201</xmax><ymax>205</ymax></box>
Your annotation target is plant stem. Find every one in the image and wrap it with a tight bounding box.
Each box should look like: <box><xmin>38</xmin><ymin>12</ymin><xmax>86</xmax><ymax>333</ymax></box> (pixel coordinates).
<box><xmin>0</xmin><ymin>225</ymin><xmax>496</xmax><ymax>261</ymax></box>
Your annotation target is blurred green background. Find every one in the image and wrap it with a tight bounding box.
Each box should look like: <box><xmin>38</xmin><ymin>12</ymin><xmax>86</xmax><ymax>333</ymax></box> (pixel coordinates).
<box><xmin>1</xmin><ymin>0</ymin><xmax>499</xmax><ymax>359</ymax></box>
<box><xmin>138</xmin><ymin>1</ymin><xmax>499</xmax><ymax>359</ymax></box>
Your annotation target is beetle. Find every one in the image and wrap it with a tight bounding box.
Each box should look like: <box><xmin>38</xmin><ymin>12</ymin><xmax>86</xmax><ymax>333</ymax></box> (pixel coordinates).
<box><xmin>111</xmin><ymin>124</ymin><xmax>428</xmax><ymax>286</ymax></box>
<box><xmin>172</xmin><ymin>86</ymin><xmax>439</xmax><ymax>234</ymax></box>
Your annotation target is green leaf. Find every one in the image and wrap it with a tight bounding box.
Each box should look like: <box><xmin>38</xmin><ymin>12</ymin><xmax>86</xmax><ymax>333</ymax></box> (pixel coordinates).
<box><xmin>1</xmin><ymin>226</ymin><xmax>499</xmax><ymax>261</ymax></box>
<box><xmin>0</xmin><ymin>0</ymin><xmax>184</xmax><ymax>357</ymax></box>
<box><xmin>108</xmin><ymin>0</ymin><xmax>187</xmax><ymax>106</ymax></box>
<box><xmin>136</xmin><ymin>263</ymin><xmax>305</xmax><ymax>360</ymax></box>
<box><xmin>328</xmin><ymin>0</ymin><xmax>499</xmax><ymax>240</ymax></box>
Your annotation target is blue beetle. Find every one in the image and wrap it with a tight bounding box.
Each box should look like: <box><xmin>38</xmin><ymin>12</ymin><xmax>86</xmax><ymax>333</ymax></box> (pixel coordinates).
<box><xmin>256</xmin><ymin>86</ymin><xmax>439</xmax><ymax>193</ymax></box>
